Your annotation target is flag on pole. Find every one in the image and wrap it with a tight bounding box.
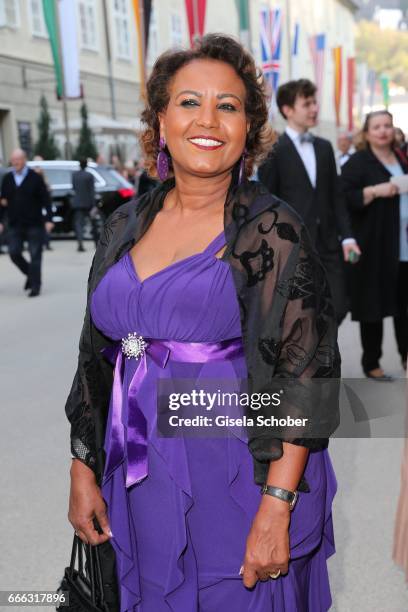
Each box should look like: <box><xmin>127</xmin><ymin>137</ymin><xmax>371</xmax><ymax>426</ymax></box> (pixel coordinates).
<box><xmin>308</xmin><ymin>34</ymin><xmax>326</xmax><ymax>103</ymax></box>
<box><xmin>347</xmin><ymin>57</ymin><xmax>356</xmax><ymax>131</ymax></box>
<box><xmin>380</xmin><ymin>75</ymin><xmax>390</xmax><ymax>109</ymax></box>
<box><xmin>367</xmin><ymin>69</ymin><xmax>376</xmax><ymax>109</ymax></box>
<box><xmin>185</xmin><ymin>0</ymin><xmax>207</xmax><ymax>48</ymax></box>
<box><xmin>357</xmin><ymin>62</ymin><xmax>368</xmax><ymax>122</ymax></box>
<box><xmin>259</xmin><ymin>7</ymin><xmax>282</xmax><ymax>103</ymax></box>
<box><xmin>292</xmin><ymin>23</ymin><xmax>299</xmax><ymax>56</ymax></box>
<box><xmin>42</xmin><ymin>0</ymin><xmax>81</xmax><ymax>99</ymax></box>
<box><xmin>132</xmin><ymin>0</ymin><xmax>152</xmax><ymax>97</ymax></box>
<box><xmin>132</xmin><ymin>0</ymin><xmax>152</xmax><ymax>53</ymax></box>
<box><xmin>292</xmin><ymin>22</ymin><xmax>301</xmax><ymax>79</ymax></box>
<box><xmin>235</xmin><ymin>0</ymin><xmax>250</xmax><ymax>49</ymax></box>
<box><xmin>333</xmin><ymin>46</ymin><xmax>343</xmax><ymax>127</ymax></box>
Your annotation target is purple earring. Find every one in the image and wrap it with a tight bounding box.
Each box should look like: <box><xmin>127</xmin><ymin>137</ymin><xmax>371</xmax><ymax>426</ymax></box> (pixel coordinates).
<box><xmin>157</xmin><ymin>137</ymin><xmax>169</xmax><ymax>181</ymax></box>
<box><xmin>238</xmin><ymin>148</ymin><xmax>247</xmax><ymax>184</ymax></box>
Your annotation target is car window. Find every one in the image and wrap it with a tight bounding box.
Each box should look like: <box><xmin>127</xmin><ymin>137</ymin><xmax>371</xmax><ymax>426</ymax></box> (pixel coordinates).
<box><xmin>94</xmin><ymin>166</ymin><xmax>133</xmax><ymax>189</ymax></box>
<box><xmin>86</xmin><ymin>168</ymin><xmax>105</xmax><ymax>187</ymax></box>
<box><xmin>41</xmin><ymin>168</ymin><xmax>74</xmax><ymax>187</ymax></box>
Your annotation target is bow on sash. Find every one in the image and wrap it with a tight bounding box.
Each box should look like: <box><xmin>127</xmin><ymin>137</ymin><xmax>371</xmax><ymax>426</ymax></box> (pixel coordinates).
<box><xmin>101</xmin><ymin>337</ymin><xmax>244</xmax><ymax>489</ymax></box>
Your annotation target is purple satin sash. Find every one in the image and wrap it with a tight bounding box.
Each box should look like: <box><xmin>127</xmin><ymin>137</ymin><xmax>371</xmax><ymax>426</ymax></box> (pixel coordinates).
<box><xmin>101</xmin><ymin>336</ymin><xmax>244</xmax><ymax>489</ymax></box>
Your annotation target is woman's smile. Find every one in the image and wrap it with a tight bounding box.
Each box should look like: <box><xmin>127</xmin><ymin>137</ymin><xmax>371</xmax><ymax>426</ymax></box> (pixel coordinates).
<box><xmin>188</xmin><ymin>135</ymin><xmax>226</xmax><ymax>150</ymax></box>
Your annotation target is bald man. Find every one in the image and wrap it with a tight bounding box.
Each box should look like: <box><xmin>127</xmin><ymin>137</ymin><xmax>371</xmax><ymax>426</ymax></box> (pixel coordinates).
<box><xmin>0</xmin><ymin>149</ymin><xmax>53</xmax><ymax>297</ymax></box>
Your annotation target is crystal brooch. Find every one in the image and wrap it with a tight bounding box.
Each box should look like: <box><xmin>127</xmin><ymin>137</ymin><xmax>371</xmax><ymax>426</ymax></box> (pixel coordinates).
<box><xmin>121</xmin><ymin>332</ymin><xmax>148</xmax><ymax>360</ymax></box>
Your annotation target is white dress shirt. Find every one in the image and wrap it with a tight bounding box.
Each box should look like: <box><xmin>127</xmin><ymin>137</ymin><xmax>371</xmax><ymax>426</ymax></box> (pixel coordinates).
<box><xmin>285</xmin><ymin>126</ymin><xmax>356</xmax><ymax>247</ymax></box>
<box><xmin>285</xmin><ymin>125</ymin><xmax>316</xmax><ymax>188</ymax></box>
<box><xmin>12</xmin><ymin>165</ymin><xmax>29</xmax><ymax>187</ymax></box>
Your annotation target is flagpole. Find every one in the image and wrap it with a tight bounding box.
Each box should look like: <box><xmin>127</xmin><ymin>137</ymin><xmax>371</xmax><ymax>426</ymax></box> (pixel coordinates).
<box><xmin>102</xmin><ymin>0</ymin><xmax>117</xmax><ymax>120</ymax></box>
<box><xmin>133</xmin><ymin>0</ymin><xmax>147</xmax><ymax>98</ymax></box>
<box><xmin>247</xmin><ymin>0</ymin><xmax>252</xmax><ymax>53</ymax></box>
<box><xmin>54</xmin><ymin>0</ymin><xmax>72</xmax><ymax>159</ymax></box>
<box><xmin>193</xmin><ymin>0</ymin><xmax>199</xmax><ymax>45</ymax></box>
<box><xmin>286</xmin><ymin>0</ymin><xmax>292</xmax><ymax>80</ymax></box>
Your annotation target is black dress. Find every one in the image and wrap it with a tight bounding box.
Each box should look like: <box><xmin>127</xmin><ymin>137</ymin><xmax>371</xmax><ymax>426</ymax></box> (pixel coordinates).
<box><xmin>341</xmin><ymin>147</ymin><xmax>408</xmax><ymax>322</ymax></box>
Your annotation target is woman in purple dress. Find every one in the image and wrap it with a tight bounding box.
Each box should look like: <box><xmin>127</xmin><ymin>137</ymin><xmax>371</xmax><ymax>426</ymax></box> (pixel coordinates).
<box><xmin>66</xmin><ymin>35</ymin><xmax>339</xmax><ymax>611</ymax></box>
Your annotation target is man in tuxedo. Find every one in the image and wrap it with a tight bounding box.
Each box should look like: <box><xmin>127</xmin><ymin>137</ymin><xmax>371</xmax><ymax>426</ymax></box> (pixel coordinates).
<box><xmin>258</xmin><ymin>79</ymin><xmax>360</xmax><ymax>324</ymax></box>
<box><xmin>0</xmin><ymin>148</ymin><xmax>53</xmax><ymax>297</ymax></box>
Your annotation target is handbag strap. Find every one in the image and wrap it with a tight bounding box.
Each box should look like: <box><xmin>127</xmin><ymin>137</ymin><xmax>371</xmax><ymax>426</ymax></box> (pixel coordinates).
<box><xmin>94</xmin><ymin>546</ymin><xmax>107</xmax><ymax>607</ymax></box>
<box><xmin>68</xmin><ymin>532</ymin><xmax>108</xmax><ymax>609</ymax></box>
<box><xmin>77</xmin><ymin>536</ymin><xmax>84</xmax><ymax>575</ymax></box>
<box><xmin>88</xmin><ymin>545</ymin><xmax>96</xmax><ymax>605</ymax></box>
<box><xmin>69</xmin><ymin>534</ymin><xmax>78</xmax><ymax>573</ymax></box>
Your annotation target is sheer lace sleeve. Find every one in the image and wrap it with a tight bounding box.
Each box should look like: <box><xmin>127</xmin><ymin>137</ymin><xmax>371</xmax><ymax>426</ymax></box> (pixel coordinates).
<box><xmin>64</xmin><ymin>205</ymin><xmax>134</xmax><ymax>480</ymax></box>
<box><xmin>65</xmin><ymin>255</ymin><xmax>101</xmax><ymax>473</ymax></box>
<box><xmin>226</xmin><ymin>185</ymin><xmax>340</xmax><ymax>484</ymax></box>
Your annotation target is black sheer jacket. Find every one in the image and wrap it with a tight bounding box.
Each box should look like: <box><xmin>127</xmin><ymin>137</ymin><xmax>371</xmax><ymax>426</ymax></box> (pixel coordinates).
<box><xmin>65</xmin><ymin>179</ymin><xmax>340</xmax><ymax>487</ymax></box>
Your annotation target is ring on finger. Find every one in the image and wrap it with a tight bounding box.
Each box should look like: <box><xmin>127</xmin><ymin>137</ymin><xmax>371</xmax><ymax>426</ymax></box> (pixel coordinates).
<box><xmin>269</xmin><ymin>570</ymin><xmax>281</xmax><ymax>579</ymax></box>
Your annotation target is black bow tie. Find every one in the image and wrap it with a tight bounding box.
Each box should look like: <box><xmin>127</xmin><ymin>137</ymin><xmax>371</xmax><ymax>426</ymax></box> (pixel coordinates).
<box><xmin>299</xmin><ymin>132</ymin><xmax>314</xmax><ymax>144</ymax></box>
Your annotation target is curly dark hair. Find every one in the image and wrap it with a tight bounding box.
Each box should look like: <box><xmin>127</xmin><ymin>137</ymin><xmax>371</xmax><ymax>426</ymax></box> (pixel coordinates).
<box><xmin>140</xmin><ymin>33</ymin><xmax>274</xmax><ymax>179</ymax></box>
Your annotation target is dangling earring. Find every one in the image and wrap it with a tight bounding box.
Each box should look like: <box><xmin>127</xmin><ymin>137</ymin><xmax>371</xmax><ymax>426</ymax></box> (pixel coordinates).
<box><xmin>238</xmin><ymin>148</ymin><xmax>247</xmax><ymax>185</ymax></box>
<box><xmin>157</xmin><ymin>136</ymin><xmax>169</xmax><ymax>181</ymax></box>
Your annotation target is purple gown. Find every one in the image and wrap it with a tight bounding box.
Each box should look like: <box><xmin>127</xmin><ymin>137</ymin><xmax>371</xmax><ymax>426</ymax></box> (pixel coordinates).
<box><xmin>90</xmin><ymin>231</ymin><xmax>337</xmax><ymax>612</ymax></box>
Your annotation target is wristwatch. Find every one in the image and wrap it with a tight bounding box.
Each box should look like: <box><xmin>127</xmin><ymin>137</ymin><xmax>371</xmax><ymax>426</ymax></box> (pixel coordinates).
<box><xmin>261</xmin><ymin>484</ymin><xmax>298</xmax><ymax>510</ymax></box>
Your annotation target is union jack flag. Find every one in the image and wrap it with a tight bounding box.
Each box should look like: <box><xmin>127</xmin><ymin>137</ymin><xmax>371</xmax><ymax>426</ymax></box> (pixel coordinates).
<box><xmin>308</xmin><ymin>33</ymin><xmax>326</xmax><ymax>103</ymax></box>
<box><xmin>259</xmin><ymin>7</ymin><xmax>282</xmax><ymax>102</ymax></box>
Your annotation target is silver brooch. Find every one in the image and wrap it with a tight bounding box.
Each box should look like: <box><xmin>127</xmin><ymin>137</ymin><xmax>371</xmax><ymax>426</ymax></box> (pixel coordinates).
<box><xmin>121</xmin><ymin>332</ymin><xmax>148</xmax><ymax>360</ymax></box>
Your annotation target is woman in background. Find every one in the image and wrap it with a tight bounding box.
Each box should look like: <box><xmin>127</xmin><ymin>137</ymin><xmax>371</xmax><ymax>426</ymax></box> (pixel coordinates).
<box><xmin>342</xmin><ymin>110</ymin><xmax>408</xmax><ymax>379</ymax></box>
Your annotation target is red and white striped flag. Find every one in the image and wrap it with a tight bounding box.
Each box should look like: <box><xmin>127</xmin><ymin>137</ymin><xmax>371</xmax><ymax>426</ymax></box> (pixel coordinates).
<box><xmin>308</xmin><ymin>34</ymin><xmax>326</xmax><ymax>104</ymax></box>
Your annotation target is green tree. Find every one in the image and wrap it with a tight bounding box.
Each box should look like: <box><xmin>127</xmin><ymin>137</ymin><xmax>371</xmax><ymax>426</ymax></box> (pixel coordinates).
<box><xmin>33</xmin><ymin>95</ymin><xmax>61</xmax><ymax>160</ymax></box>
<box><xmin>356</xmin><ymin>20</ymin><xmax>408</xmax><ymax>90</ymax></box>
<box><xmin>74</xmin><ymin>103</ymin><xmax>98</xmax><ymax>160</ymax></box>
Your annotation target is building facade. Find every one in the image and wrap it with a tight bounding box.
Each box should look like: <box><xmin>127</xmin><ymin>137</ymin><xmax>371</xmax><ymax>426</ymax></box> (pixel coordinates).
<box><xmin>0</xmin><ymin>0</ymin><xmax>358</xmax><ymax>163</ymax></box>
<box><xmin>0</xmin><ymin>0</ymin><xmax>143</xmax><ymax>163</ymax></box>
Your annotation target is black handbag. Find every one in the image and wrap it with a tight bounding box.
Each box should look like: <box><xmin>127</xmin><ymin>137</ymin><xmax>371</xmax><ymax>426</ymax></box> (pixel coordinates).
<box><xmin>56</xmin><ymin>533</ymin><xmax>119</xmax><ymax>612</ymax></box>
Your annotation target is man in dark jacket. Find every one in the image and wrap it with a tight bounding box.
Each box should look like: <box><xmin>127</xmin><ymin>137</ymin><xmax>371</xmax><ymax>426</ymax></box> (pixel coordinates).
<box><xmin>258</xmin><ymin>79</ymin><xmax>361</xmax><ymax>324</ymax></box>
<box><xmin>0</xmin><ymin>148</ymin><xmax>53</xmax><ymax>297</ymax></box>
<box><xmin>71</xmin><ymin>158</ymin><xmax>95</xmax><ymax>252</ymax></box>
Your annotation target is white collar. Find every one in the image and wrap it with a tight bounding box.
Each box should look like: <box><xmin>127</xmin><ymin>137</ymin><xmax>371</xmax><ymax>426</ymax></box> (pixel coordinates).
<box><xmin>285</xmin><ymin>125</ymin><xmax>312</xmax><ymax>143</ymax></box>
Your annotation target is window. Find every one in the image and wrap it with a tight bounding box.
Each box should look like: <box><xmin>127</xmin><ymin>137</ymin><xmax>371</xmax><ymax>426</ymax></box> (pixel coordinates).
<box><xmin>0</xmin><ymin>0</ymin><xmax>20</xmax><ymax>28</ymax></box>
<box><xmin>146</xmin><ymin>5</ymin><xmax>158</xmax><ymax>65</ymax></box>
<box><xmin>41</xmin><ymin>168</ymin><xmax>74</xmax><ymax>189</ymax></box>
<box><xmin>94</xmin><ymin>166</ymin><xmax>131</xmax><ymax>189</ymax></box>
<box><xmin>78</xmin><ymin>0</ymin><xmax>98</xmax><ymax>51</ymax></box>
<box><xmin>28</xmin><ymin>0</ymin><xmax>47</xmax><ymax>37</ymax></box>
<box><xmin>18</xmin><ymin>121</ymin><xmax>33</xmax><ymax>157</ymax></box>
<box><xmin>113</xmin><ymin>0</ymin><xmax>131</xmax><ymax>60</ymax></box>
<box><xmin>170</xmin><ymin>12</ymin><xmax>183</xmax><ymax>48</ymax></box>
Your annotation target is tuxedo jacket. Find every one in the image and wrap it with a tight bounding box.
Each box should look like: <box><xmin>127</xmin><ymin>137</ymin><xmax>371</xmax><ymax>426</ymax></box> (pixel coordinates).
<box><xmin>258</xmin><ymin>133</ymin><xmax>353</xmax><ymax>253</ymax></box>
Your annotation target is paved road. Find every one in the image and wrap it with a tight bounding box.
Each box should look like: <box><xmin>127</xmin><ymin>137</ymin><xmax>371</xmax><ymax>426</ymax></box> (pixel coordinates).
<box><xmin>0</xmin><ymin>241</ymin><xmax>407</xmax><ymax>611</ymax></box>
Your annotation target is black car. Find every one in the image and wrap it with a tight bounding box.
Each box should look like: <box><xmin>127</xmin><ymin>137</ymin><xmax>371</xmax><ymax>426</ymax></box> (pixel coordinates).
<box><xmin>27</xmin><ymin>160</ymin><xmax>136</xmax><ymax>237</ymax></box>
